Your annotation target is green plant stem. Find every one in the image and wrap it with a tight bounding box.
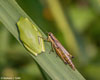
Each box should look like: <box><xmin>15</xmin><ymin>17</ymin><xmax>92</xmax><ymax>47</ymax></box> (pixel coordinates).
<box><xmin>46</xmin><ymin>0</ymin><xmax>82</xmax><ymax>57</ymax></box>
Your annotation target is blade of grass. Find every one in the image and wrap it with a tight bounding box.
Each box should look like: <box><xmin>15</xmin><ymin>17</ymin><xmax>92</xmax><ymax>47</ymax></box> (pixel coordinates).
<box><xmin>0</xmin><ymin>0</ymin><xmax>85</xmax><ymax>80</ymax></box>
<box><xmin>37</xmin><ymin>64</ymin><xmax>52</xmax><ymax>80</ymax></box>
<box><xmin>46</xmin><ymin>0</ymin><xmax>81</xmax><ymax>57</ymax></box>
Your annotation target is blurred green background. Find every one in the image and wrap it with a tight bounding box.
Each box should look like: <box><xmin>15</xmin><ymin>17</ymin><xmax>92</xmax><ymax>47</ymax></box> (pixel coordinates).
<box><xmin>0</xmin><ymin>0</ymin><xmax>100</xmax><ymax>80</ymax></box>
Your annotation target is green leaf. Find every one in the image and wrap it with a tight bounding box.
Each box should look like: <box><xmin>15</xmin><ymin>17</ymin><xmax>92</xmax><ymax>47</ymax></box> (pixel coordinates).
<box><xmin>0</xmin><ymin>0</ymin><xmax>85</xmax><ymax>80</ymax></box>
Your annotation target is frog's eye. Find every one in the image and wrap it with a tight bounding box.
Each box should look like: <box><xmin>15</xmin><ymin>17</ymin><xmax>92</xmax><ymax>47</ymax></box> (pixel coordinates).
<box><xmin>17</xmin><ymin>17</ymin><xmax>45</xmax><ymax>56</ymax></box>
